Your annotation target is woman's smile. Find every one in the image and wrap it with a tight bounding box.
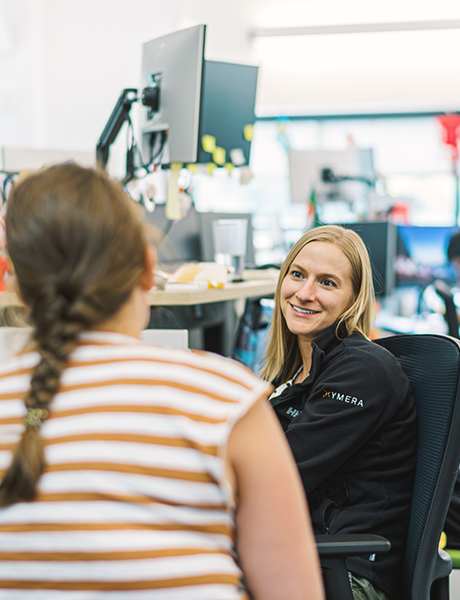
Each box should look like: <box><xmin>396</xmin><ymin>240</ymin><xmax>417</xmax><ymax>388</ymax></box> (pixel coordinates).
<box><xmin>289</xmin><ymin>303</ymin><xmax>320</xmax><ymax>316</ymax></box>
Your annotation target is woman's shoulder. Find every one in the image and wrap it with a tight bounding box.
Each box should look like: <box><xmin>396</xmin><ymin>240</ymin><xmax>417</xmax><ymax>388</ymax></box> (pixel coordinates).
<box><xmin>342</xmin><ymin>331</ymin><xmax>396</xmax><ymax>358</ymax></box>
<box><xmin>332</xmin><ymin>332</ymin><xmax>409</xmax><ymax>383</ymax></box>
<box><xmin>189</xmin><ymin>349</ymin><xmax>271</xmax><ymax>390</ymax></box>
<box><xmin>74</xmin><ymin>338</ymin><xmax>272</xmax><ymax>408</ymax></box>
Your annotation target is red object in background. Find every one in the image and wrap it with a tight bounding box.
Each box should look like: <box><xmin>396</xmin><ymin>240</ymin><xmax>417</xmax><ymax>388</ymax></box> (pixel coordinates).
<box><xmin>0</xmin><ymin>257</ymin><xmax>11</xmax><ymax>291</ymax></box>
<box><xmin>437</xmin><ymin>115</ymin><xmax>460</xmax><ymax>162</ymax></box>
<box><xmin>389</xmin><ymin>202</ymin><xmax>410</xmax><ymax>224</ymax></box>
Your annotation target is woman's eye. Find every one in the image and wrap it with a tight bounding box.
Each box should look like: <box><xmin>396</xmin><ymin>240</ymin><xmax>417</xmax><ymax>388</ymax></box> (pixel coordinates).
<box><xmin>291</xmin><ymin>270</ymin><xmax>303</xmax><ymax>279</ymax></box>
<box><xmin>321</xmin><ymin>279</ymin><xmax>336</xmax><ymax>287</ymax></box>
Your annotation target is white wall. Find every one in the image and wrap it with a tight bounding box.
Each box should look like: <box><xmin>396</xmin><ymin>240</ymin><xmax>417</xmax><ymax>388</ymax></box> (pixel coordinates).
<box><xmin>2</xmin><ymin>0</ymin><xmax>460</xmax><ymax>155</ymax></box>
<box><xmin>0</xmin><ymin>0</ymin><xmax>45</xmax><ymax>147</ymax></box>
<box><xmin>0</xmin><ymin>0</ymin><xmax>276</xmax><ymax>153</ymax></box>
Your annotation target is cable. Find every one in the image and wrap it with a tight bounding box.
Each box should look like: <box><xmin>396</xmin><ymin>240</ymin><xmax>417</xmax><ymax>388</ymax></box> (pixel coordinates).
<box><xmin>161</xmin><ymin>219</ymin><xmax>174</xmax><ymax>239</ymax></box>
<box><xmin>122</xmin><ymin>115</ymin><xmax>168</xmax><ymax>183</ymax></box>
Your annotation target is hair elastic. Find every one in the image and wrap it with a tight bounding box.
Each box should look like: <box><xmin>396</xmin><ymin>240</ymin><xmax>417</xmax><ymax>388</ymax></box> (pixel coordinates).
<box><xmin>24</xmin><ymin>407</ymin><xmax>49</xmax><ymax>429</ymax></box>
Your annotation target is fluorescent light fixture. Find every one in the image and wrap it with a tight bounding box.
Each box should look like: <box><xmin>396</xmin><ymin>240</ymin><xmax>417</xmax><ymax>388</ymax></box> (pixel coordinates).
<box><xmin>251</xmin><ymin>19</ymin><xmax>460</xmax><ymax>38</ymax></box>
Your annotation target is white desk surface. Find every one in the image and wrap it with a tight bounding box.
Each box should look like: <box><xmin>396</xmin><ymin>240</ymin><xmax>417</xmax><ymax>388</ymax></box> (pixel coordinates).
<box><xmin>0</xmin><ymin>277</ymin><xmax>279</xmax><ymax>308</ymax></box>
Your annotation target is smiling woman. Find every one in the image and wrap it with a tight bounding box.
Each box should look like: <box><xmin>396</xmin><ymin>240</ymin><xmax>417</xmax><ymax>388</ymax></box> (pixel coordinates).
<box><xmin>261</xmin><ymin>225</ymin><xmax>417</xmax><ymax>600</ymax></box>
<box><xmin>280</xmin><ymin>241</ymin><xmax>355</xmax><ymax>370</ymax></box>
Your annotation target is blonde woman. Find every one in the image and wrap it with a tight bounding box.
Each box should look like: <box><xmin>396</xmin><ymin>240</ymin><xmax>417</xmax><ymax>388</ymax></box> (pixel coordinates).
<box><xmin>262</xmin><ymin>226</ymin><xmax>417</xmax><ymax>600</ymax></box>
<box><xmin>0</xmin><ymin>164</ymin><xmax>324</xmax><ymax>600</ymax></box>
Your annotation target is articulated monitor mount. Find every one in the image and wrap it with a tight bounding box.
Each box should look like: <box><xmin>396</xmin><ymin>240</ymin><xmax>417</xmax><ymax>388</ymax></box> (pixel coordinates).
<box><xmin>321</xmin><ymin>167</ymin><xmax>375</xmax><ymax>188</ymax></box>
<box><xmin>96</xmin><ymin>78</ymin><xmax>161</xmax><ymax>184</ymax></box>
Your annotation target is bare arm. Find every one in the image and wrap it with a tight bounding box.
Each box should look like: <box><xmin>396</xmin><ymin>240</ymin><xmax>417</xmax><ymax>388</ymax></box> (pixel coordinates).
<box><xmin>226</xmin><ymin>397</ymin><xmax>325</xmax><ymax>600</ymax></box>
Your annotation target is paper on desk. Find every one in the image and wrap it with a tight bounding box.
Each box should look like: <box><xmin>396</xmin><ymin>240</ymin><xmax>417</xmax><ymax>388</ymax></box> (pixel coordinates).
<box><xmin>168</xmin><ymin>262</ymin><xmax>228</xmax><ymax>287</ymax></box>
<box><xmin>164</xmin><ymin>281</ymin><xmax>225</xmax><ymax>291</ymax></box>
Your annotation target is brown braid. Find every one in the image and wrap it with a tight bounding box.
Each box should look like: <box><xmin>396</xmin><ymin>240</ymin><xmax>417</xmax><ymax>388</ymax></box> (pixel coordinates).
<box><xmin>0</xmin><ymin>164</ymin><xmax>148</xmax><ymax>507</ymax></box>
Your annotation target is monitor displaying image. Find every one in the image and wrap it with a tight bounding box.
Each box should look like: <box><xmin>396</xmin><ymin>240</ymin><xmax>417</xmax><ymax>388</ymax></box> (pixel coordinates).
<box><xmin>396</xmin><ymin>225</ymin><xmax>459</xmax><ymax>287</ymax></box>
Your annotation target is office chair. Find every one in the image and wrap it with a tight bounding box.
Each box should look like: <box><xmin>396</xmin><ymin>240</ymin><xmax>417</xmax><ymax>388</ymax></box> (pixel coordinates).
<box><xmin>316</xmin><ymin>334</ymin><xmax>460</xmax><ymax>600</ymax></box>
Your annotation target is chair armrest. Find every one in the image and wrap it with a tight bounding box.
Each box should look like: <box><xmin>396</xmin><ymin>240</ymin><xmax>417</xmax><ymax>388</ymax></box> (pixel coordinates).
<box><xmin>315</xmin><ymin>534</ymin><xmax>391</xmax><ymax>558</ymax></box>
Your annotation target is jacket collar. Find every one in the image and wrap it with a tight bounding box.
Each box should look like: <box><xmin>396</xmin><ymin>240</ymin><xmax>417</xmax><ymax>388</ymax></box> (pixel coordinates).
<box><xmin>308</xmin><ymin>322</ymin><xmax>348</xmax><ymax>380</ymax></box>
<box><xmin>312</xmin><ymin>321</ymin><xmax>348</xmax><ymax>352</ymax></box>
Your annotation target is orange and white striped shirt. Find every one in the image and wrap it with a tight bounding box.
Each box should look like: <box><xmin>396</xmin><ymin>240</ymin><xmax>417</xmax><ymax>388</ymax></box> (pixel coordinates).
<box><xmin>0</xmin><ymin>331</ymin><xmax>271</xmax><ymax>600</ymax></box>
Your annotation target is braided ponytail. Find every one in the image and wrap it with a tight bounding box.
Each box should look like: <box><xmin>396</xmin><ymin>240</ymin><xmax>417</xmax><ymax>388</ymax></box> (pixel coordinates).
<box><xmin>0</xmin><ymin>164</ymin><xmax>148</xmax><ymax>506</ymax></box>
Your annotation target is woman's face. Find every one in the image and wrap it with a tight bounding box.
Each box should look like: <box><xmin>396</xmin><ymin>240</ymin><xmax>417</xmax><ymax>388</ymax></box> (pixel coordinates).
<box><xmin>280</xmin><ymin>241</ymin><xmax>355</xmax><ymax>342</ymax></box>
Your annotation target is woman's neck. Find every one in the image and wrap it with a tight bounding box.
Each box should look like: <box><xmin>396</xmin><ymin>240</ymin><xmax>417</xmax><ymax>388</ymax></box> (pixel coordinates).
<box><xmin>95</xmin><ymin>285</ymin><xmax>150</xmax><ymax>339</ymax></box>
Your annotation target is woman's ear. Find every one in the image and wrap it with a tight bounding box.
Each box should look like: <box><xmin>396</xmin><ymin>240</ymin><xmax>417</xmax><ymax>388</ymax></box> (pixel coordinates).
<box><xmin>139</xmin><ymin>245</ymin><xmax>156</xmax><ymax>291</ymax></box>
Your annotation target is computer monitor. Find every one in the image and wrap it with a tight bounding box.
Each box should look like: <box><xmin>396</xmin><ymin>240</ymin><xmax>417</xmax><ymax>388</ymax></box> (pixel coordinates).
<box><xmin>396</xmin><ymin>225</ymin><xmax>459</xmax><ymax>287</ymax></box>
<box><xmin>197</xmin><ymin>61</ymin><xmax>258</xmax><ymax>166</ymax></box>
<box><xmin>144</xmin><ymin>205</ymin><xmax>256</xmax><ymax>269</ymax></box>
<box><xmin>140</xmin><ymin>25</ymin><xmax>206</xmax><ymax>165</ymax></box>
<box><xmin>140</xmin><ymin>26</ymin><xmax>259</xmax><ymax>166</ymax></box>
<box><xmin>144</xmin><ymin>204</ymin><xmax>202</xmax><ymax>271</ymax></box>
<box><xmin>342</xmin><ymin>221</ymin><xmax>397</xmax><ymax>297</ymax></box>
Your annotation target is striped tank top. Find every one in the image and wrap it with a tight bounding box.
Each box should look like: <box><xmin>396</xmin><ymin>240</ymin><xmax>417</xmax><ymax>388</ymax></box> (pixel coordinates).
<box><xmin>0</xmin><ymin>331</ymin><xmax>271</xmax><ymax>599</ymax></box>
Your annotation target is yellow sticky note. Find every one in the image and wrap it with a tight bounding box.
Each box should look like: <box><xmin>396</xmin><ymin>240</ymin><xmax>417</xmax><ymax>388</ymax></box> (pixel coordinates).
<box><xmin>243</xmin><ymin>124</ymin><xmax>253</xmax><ymax>142</ymax></box>
<box><xmin>213</xmin><ymin>147</ymin><xmax>226</xmax><ymax>166</ymax></box>
<box><xmin>186</xmin><ymin>163</ymin><xmax>198</xmax><ymax>173</ymax></box>
<box><xmin>166</xmin><ymin>163</ymin><xmax>183</xmax><ymax>221</ymax></box>
<box><xmin>207</xmin><ymin>163</ymin><xmax>217</xmax><ymax>176</ymax></box>
<box><xmin>224</xmin><ymin>162</ymin><xmax>234</xmax><ymax>175</ymax></box>
<box><xmin>202</xmin><ymin>135</ymin><xmax>216</xmax><ymax>153</ymax></box>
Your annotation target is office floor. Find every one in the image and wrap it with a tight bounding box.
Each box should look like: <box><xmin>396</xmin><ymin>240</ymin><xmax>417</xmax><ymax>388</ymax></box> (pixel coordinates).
<box><xmin>451</xmin><ymin>570</ymin><xmax>460</xmax><ymax>599</ymax></box>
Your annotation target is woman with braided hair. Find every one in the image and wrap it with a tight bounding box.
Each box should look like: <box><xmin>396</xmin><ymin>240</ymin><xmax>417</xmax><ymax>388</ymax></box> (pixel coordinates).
<box><xmin>0</xmin><ymin>164</ymin><xmax>323</xmax><ymax>600</ymax></box>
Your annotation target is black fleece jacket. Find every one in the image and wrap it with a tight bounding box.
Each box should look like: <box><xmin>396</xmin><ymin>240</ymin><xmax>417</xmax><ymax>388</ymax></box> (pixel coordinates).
<box><xmin>270</xmin><ymin>324</ymin><xmax>417</xmax><ymax>599</ymax></box>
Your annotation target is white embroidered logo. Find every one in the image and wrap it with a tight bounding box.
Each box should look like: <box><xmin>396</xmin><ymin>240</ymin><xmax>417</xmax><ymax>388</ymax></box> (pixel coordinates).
<box><xmin>286</xmin><ymin>407</ymin><xmax>301</xmax><ymax>418</ymax></box>
<box><xmin>322</xmin><ymin>389</ymin><xmax>364</xmax><ymax>408</ymax></box>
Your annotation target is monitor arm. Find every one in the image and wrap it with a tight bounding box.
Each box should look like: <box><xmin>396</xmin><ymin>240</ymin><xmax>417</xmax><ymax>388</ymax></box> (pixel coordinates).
<box><xmin>321</xmin><ymin>167</ymin><xmax>375</xmax><ymax>187</ymax></box>
<box><xmin>96</xmin><ymin>79</ymin><xmax>160</xmax><ymax>183</ymax></box>
<box><xmin>96</xmin><ymin>88</ymin><xmax>138</xmax><ymax>170</ymax></box>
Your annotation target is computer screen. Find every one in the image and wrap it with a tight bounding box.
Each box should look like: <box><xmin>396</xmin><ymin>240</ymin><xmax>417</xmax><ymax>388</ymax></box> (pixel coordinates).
<box><xmin>144</xmin><ymin>206</ymin><xmax>256</xmax><ymax>273</ymax></box>
<box><xmin>342</xmin><ymin>222</ymin><xmax>397</xmax><ymax>297</ymax></box>
<box><xmin>144</xmin><ymin>204</ymin><xmax>202</xmax><ymax>271</ymax></box>
<box><xmin>140</xmin><ymin>26</ymin><xmax>259</xmax><ymax>167</ymax></box>
<box><xmin>197</xmin><ymin>61</ymin><xmax>258</xmax><ymax>166</ymax></box>
<box><xmin>140</xmin><ymin>25</ymin><xmax>206</xmax><ymax>165</ymax></box>
<box><xmin>396</xmin><ymin>225</ymin><xmax>459</xmax><ymax>287</ymax></box>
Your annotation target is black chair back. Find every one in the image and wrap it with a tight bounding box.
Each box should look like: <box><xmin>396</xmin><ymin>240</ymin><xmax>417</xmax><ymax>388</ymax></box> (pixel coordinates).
<box><xmin>376</xmin><ymin>334</ymin><xmax>460</xmax><ymax>599</ymax></box>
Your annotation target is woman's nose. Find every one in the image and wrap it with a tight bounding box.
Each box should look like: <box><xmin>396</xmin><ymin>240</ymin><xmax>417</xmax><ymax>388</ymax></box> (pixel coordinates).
<box><xmin>295</xmin><ymin>279</ymin><xmax>315</xmax><ymax>302</ymax></box>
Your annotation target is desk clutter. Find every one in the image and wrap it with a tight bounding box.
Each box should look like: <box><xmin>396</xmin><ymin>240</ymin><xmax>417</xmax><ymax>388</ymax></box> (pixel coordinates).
<box><xmin>161</xmin><ymin>261</ymin><xmax>228</xmax><ymax>290</ymax></box>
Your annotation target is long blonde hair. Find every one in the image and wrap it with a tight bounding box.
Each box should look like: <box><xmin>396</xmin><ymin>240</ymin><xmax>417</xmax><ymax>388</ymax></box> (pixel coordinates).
<box><xmin>261</xmin><ymin>225</ymin><xmax>375</xmax><ymax>384</ymax></box>
<box><xmin>0</xmin><ymin>163</ymin><xmax>149</xmax><ymax>507</ymax></box>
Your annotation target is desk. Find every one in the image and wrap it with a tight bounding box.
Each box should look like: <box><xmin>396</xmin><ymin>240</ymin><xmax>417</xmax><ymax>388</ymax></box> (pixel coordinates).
<box><xmin>0</xmin><ymin>278</ymin><xmax>278</xmax><ymax>308</ymax></box>
<box><xmin>0</xmin><ymin>277</ymin><xmax>279</xmax><ymax>357</ymax></box>
<box><xmin>148</xmin><ymin>277</ymin><xmax>278</xmax><ymax>356</ymax></box>
<box><xmin>147</xmin><ymin>278</ymin><xmax>278</xmax><ymax>306</ymax></box>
